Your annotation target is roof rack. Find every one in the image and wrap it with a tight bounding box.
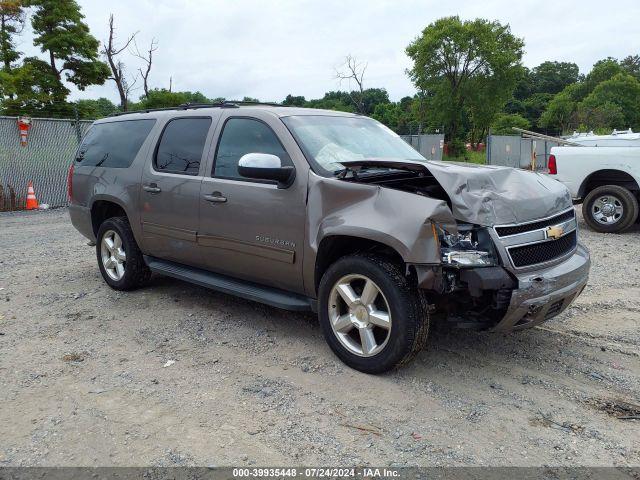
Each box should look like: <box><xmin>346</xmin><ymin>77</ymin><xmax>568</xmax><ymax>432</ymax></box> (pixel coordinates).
<box><xmin>109</xmin><ymin>100</ymin><xmax>283</xmax><ymax>117</ymax></box>
<box><xmin>231</xmin><ymin>101</ymin><xmax>284</xmax><ymax>107</ymax></box>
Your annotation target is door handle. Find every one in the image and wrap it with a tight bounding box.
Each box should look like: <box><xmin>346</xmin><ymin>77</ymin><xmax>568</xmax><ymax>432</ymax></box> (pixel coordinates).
<box><xmin>143</xmin><ymin>183</ymin><xmax>161</xmax><ymax>194</ymax></box>
<box><xmin>203</xmin><ymin>192</ymin><xmax>227</xmax><ymax>203</ymax></box>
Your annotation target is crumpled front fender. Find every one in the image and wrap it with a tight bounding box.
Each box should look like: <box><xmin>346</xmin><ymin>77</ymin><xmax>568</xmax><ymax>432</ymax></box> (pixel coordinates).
<box><xmin>304</xmin><ymin>173</ymin><xmax>456</xmax><ymax>293</ymax></box>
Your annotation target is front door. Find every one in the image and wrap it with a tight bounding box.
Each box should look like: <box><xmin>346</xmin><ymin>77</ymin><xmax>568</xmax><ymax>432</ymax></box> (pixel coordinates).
<box><xmin>197</xmin><ymin>113</ymin><xmax>307</xmax><ymax>293</ymax></box>
<box><xmin>140</xmin><ymin>115</ymin><xmax>216</xmax><ymax>266</ymax></box>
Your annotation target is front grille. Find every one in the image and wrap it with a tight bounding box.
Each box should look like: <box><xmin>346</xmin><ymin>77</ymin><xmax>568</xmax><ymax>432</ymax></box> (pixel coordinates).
<box><xmin>496</xmin><ymin>209</ymin><xmax>575</xmax><ymax>237</ymax></box>
<box><xmin>508</xmin><ymin>231</ymin><xmax>577</xmax><ymax>268</ymax></box>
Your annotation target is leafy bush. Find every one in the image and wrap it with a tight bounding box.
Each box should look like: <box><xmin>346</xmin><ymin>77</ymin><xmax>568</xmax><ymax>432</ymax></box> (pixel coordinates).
<box><xmin>491</xmin><ymin>113</ymin><xmax>530</xmax><ymax>135</ymax></box>
<box><xmin>447</xmin><ymin>138</ymin><xmax>467</xmax><ymax>157</ymax></box>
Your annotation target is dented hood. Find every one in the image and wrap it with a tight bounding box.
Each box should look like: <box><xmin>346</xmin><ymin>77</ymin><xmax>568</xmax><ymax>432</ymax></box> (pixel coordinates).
<box><xmin>340</xmin><ymin>159</ymin><xmax>573</xmax><ymax>226</ymax></box>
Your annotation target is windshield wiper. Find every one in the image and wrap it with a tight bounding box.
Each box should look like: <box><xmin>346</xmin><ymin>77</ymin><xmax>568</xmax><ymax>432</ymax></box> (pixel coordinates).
<box><xmin>335</xmin><ymin>163</ymin><xmax>396</xmax><ymax>178</ymax></box>
<box><xmin>336</xmin><ymin>165</ymin><xmax>410</xmax><ymax>180</ymax></box>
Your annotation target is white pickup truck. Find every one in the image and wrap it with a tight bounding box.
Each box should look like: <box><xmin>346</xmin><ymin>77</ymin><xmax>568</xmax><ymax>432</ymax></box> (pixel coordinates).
<box><xmin>548</xmin><ymin>145</ymin><xmax>640</xmax><ymax>232</ymax></box>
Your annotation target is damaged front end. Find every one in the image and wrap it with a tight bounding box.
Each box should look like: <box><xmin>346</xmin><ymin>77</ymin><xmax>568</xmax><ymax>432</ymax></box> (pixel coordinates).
<box><xmin>416</xmin><ymin>215</ymin><xmax>590</xmax><ymax>331</ymax></box>
<box><xmin>420</xmin><ymin>222</ymin><xmax>518</xmax><ymax>329</ymax></box>
<box><xmin>329</xmin><ymin>159</ymin><xmax>590</xmax><ymax>331</ymax></box>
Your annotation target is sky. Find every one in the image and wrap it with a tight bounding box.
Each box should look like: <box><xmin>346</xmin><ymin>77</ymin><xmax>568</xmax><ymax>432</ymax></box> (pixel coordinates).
<box><xmin>16</xmin><ymin>0</ymin><xmax>640</xmax><ymax>103</ymax></box>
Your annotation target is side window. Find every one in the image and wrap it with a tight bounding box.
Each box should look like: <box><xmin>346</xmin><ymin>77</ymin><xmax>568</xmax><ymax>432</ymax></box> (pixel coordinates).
<box><xmin>76</xmin><ymin>119</ymin><xmax>155</xmax><ymax>168</ymax></box>
<box><xmin>214</xmin><ymin>118</ymin><xmax>291</xmax><ymax>179</ymax></box>
<box><xmin>154</xmin><ymin>117</ymin><xmax>212</xmax><ymax>175</ymax></box>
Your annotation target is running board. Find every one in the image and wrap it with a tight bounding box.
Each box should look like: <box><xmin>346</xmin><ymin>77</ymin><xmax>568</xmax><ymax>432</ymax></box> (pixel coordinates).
<box><xmin>144</xmin><ymin>256</ymin><xmax>313</xmax><ymax>312</ymax></box>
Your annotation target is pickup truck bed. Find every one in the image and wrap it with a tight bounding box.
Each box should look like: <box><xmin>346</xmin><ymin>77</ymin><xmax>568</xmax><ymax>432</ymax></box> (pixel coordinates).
<box><xmin>549</xmin><ymin>146</ymin><xmax>640</xmax><ymax>232</ymax></box>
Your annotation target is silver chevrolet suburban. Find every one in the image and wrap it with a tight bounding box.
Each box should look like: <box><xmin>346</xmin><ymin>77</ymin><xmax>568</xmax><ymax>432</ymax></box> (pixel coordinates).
<box><xmin>69</xmin><ymin>102</ymin><xmax>590</xmax><ymax>373</ymax></box>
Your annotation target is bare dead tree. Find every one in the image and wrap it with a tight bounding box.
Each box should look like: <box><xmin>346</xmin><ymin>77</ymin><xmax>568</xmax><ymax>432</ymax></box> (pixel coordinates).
<box><xmin>132</xmin><ymin>37</ymin><xmax>158</xmax><ymax>98</ymax></box>
<box><xmin>102</xmin><ymin>14</ymin><xmax>138</xmax><ymax>111</ymax></box>
<box><xmin>335</xmin><ymin>54</ymin><xmax>367</xmax><ymax>113</ymax></box>
<box><xmin>121</xmin><ymin>72</ymin><xmax>138</xmax><ymax>107</ymax></box>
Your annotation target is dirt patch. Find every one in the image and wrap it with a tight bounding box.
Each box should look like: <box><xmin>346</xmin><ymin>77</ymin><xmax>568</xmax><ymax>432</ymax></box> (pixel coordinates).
<box><xmin>0</xmin><ymin>208</ymin><xmax>639</xmax><ymax>466</ymax></box>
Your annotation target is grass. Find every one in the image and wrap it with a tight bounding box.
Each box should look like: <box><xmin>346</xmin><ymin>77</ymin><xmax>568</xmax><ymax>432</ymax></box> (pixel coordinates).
<box><xmin>443</xmin><ymin>150</ymin><xmax>486</xmax><ymax>164</ymax></box>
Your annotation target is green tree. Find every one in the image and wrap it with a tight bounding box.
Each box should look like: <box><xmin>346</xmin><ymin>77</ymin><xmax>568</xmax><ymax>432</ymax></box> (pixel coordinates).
<box><xmin>467</xmin><ymin>77</ymin><xmax>510</xmax><ymax>144</ymax></box>
<box><xmin>512</xmin><ymin>65</ymin><xmax>533</xmax><ymax>101</ymax></box>
<box><xmin>522</xmin><ymin>92</ymin><xmax>554</xmax><ymax>127</ymax></box>
<box><xmin>372</xmin><ymin>102</ymin><xmax>402</xmax><ymax>130</ymax></box>
<box><xmin>577</xmin><ymin>102</ymin><xmax>624</xmax><ymax>131</ymax></box>
<box><xmin>132</xmin><ymin>88</ymin><xmax>211</xmax><ymax>110</ymax></box>
<box><xmin>75</xmin><ymin>97</ymin><xmax>117</xmax><ymax>119</ymax></box>
<box><xmin>0</xmin><ymin>0</ymin><xmax>24</xmax><ymax>72</ymax></box>
<box><xmin>574</xmin><ymin>57</ymin><xmax>622</xmax><ymax>100</ymax></box>
<box><xmin>0</xmin><ymin>56</ymin><xmax>71</xmax><ymax>115</ymax></box>
<box><xmin>30</xmin><ymin>0</ymin><xmax>110</xmax><ymax>93</ymax></box>
<box><xmin>530</xmin><ymin>61</ymin><xmax>580</xmax><ymax>94</ymax></box>
<box><xmin>580</xmin><ymin>73</ymin><xmax>640</xmax><ymax>129</ymax></box>
<box><xmin>540</xmin><ymin>57</ymin><xmax>640</xmax><ymax>134</ymax></box>
<box><xmin>539</xmin><ymin>84</ymin><xmax>579</xmax><ymax>134</ymax></box>
<box><xmin>282</xmin><ymin>94</ymin><xmax>306</xmax><ymax>106</ymax></box>
<box><xmin>621</xmin><ymin>54</ymin><xmax>640</xmax><ymax>79</ymax></box>
<box><xmin>490</xmin><ymin>113</ymin><xmax>530</xmax><ymax>135</ymax></box>
<box><xmin>305</xmin><ymin>91</ymin><xmax>353</xmax><ymax>112</ymax></box>
<box><xmin>406</xmin><ymin>16</ymin><xmax>524</xmax><ymax>142</ymax></box>
<box><xmin>506</xmin><ymin>62</ymin><xmax>576</xmax><ymax>128</ymax></box>
<box><xmin>359</xmin><ymin>87</ymin><xmax>390</xmax><ymax>115</ymax></box>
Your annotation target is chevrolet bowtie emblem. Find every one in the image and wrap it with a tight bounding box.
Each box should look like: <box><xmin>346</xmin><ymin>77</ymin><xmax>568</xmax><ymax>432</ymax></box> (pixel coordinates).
<box><xmin>546</xmin><ymin>225</ymin><xmax>564</xmax><ymax>240</ymax></box>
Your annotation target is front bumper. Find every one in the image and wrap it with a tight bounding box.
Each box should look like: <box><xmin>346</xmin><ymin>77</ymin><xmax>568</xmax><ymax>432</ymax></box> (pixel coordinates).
<box><xmin>492</xmin><ymin>243</ymin><xmax>590</xmax><ymax>331</ymax></box>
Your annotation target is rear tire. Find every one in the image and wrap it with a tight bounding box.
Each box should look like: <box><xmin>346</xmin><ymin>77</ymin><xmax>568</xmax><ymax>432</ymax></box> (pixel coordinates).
<box><xmin>96</xmin><ymin>216</ymin><xmax>151</xmax><ymax>291</ymax></box>
<box><xmin>318</xmin><ymin>254</ymin><xmax>429</xmax><ymax>374</ymax></box>
<box><xmin>582</xmin><ymin>185</ymin><xmax>638</xmax><ymax>233</ymax></box>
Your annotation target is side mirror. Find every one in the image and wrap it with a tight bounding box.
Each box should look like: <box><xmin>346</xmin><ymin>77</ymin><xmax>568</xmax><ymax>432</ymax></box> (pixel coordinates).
<box><xmin>238</xmin><ymin>153</ymin><xmax>295</xmax><ymax>188</ymax></box>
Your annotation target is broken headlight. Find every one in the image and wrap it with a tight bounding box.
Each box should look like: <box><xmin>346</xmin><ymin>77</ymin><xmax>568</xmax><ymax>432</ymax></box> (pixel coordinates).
<box><xmin>436</xmin><ymin>224</ymin><xmax>497</xmax><ymax>267</ymax></box>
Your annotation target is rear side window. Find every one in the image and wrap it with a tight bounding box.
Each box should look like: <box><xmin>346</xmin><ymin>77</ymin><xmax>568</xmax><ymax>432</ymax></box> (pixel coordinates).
<box><xmin>214</xmin><ymin>118</ymin><xmax>291</xmax><ymax>179</ymax></box>
<box><xmin>154</xmin><ymin>117</ymin><xmax>212</xmax><ymax>175</ymax></box>
<box><xmin>77</xmin><ymin>119</ymin><xmax>155</xmax><ymax>168</ymax></box>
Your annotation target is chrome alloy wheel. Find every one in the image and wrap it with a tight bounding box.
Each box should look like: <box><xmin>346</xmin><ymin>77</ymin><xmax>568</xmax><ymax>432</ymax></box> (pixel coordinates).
<box><xmin>100</xmin><ymin>230</ymin><xmax>126</xmax><ymax>281</ymax></box>
<box><xmin>592</xmin><ymin>195</ymin><xmax>624</xmax><ymax>225</ymax></box>
<box><xmin>328</xmin><ymin>274</ymin><xmax>392</xmax><ymax>357</ymax></box>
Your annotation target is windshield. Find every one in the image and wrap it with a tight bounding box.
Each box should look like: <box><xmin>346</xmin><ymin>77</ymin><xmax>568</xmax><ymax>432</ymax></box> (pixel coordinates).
<box><xmin>281</xmin><ymin>115</ymin><xmax>425</xmax><ymax>175</ymax></box>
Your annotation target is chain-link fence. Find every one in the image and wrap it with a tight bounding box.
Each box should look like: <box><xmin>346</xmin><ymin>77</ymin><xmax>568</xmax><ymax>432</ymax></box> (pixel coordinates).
<box><xmin>0</xmin><ymin>116</ymin><xmax>93</xmax><ymax>210</ymax></box>
<box><xmin>400</xmin><ymin>134</ymin><xmax>445</xmax><ymax>160</ymax></box>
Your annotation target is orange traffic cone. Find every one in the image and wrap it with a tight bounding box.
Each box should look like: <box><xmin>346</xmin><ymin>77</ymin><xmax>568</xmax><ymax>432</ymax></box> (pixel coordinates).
<box><xmin>26</xmin><ymin>181</ymin><xmax>39</xmax><ymax>210</ymax></box>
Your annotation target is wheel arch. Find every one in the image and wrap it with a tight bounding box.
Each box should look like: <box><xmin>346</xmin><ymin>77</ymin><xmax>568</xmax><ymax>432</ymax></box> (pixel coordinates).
<box><xmin>90</xmin><ymin>196</ymin><xmax>131</xmax><ymax>237</ymax></box>
<box><xmin>314</xmin><ymin>234</ymin><xmax>405</xmax><ymax>294</ymax></box>
<box><xmin>578</xmin><ymin>169</ymin><xmax>640</xmax><ymax>199</ymax></box>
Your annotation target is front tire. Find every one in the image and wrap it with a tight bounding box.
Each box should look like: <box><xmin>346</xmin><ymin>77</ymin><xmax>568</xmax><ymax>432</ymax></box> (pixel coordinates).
<box><xmin>318</xmin><ymin>254</ymin><xmax>429</xmax><ymax>374</ymax></box>
<box><xmin>96</xmin><ymin>216</ymin><xmax>151</xmax><ymax>291</ymax></box>
<box><xmin>582</xmin><ymin>185</ymin><xmax>638</xmax><ymax>233</ymax></box>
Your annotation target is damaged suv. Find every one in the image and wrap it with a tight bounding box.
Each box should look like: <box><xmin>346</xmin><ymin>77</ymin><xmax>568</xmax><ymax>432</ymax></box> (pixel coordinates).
<box><xmin>69</xmin><ymin>104</ymin><xmax>590</xmax><ymax>373</ymax></box>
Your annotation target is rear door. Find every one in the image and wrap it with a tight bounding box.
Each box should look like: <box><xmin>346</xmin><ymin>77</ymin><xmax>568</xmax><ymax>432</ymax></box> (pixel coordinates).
<box><xmin>139</xmin><ymin>115</ymin><xmax>218</xmax><ymax>266</ymax></box>
<box><xmin>197</xmin><ymin>111</ymin><xmax>308</xmax><ymax>293</ymax></box>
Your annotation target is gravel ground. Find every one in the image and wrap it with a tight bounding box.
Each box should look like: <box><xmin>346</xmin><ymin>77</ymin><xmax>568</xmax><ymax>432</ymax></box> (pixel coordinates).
<box><xmin>0</xmin><ymin>207</ymin><xmax>638</xmax><ymax>467</ymax></box>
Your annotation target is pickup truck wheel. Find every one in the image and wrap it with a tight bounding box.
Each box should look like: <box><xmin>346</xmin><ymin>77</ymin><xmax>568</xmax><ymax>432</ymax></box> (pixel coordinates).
<box><xmin>318</xmin><ymin>254</ymin><xmax>429</xmax><ymax>373</ymax></box>
<box><xmin>582</xmin><ymin>185</ymin><xmax>639</xmax><ymax>233</ymax></box>
<box><xmin>96</xmin><ymin>216</ymin><xmax>151</xmax><ymax>290</ymax></box>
